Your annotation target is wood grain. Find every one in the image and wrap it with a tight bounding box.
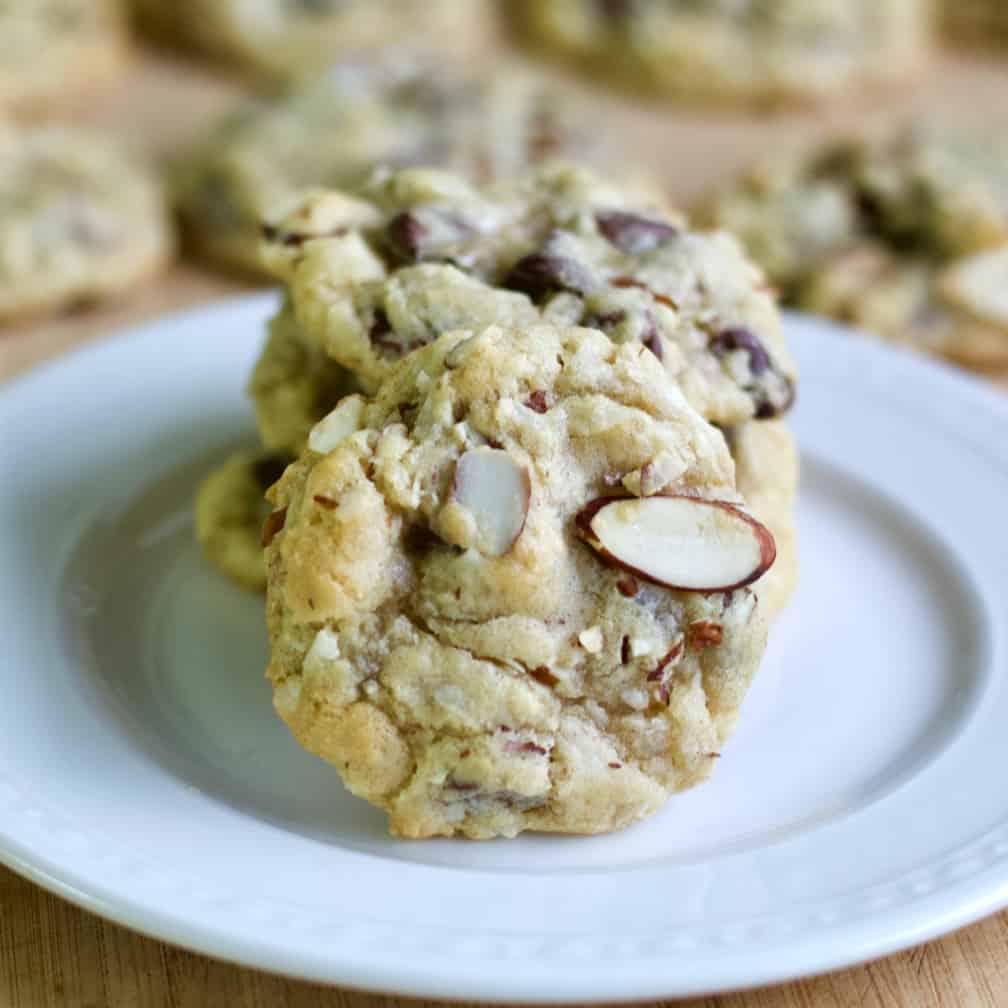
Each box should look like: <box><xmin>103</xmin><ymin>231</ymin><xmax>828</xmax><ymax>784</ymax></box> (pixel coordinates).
<box><xmin>2</xmin><ymin>42</ymin><xmax>1008</xmax><ymax>1008</ymax></box>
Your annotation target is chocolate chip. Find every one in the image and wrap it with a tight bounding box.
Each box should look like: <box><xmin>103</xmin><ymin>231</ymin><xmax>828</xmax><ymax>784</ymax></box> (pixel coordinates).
<box><xmin>608</xmin><ymin>762</ymin><xmax>623</xmax><ymax>769</ymax></box>
<box><xmin>312</xmin><ymin>495</ymin><xmax>338</xmax><ymax>510</ymax></box>
<box><xmin>753</xmin><ymin>375</ymin><xmax>797</xmax><ymax>419</ymax></box>
<box><xmin>596</xmin><ymin>211</ymin><xmax>677</xmax><ymax>254</ymax></box>
<box><xmin>260</xmin><ymin>222</ymin><xmax>345</xmax><ymax>247</ymax></box>
<box><xmin>383</xmin><ymin>208</ymin><xmax>473</xmax><ymax>264</ymax></box>
<box><xmin>597</xmin><ymin>0</ymin><xmax>633</xmax><ymax>21</ymax></box>
<box><xmin>384</xmin><ymin>212</ymin><xmax>428</xmax><ymax>263</ymax></box>
<box><xmin>620</xmin><ymin>635</ymin><xmax>631</xmax><ymax>664</ymax></box>
<box><xmin>641</xmin><ymin>317</ymin><xmax>663</xmax><ymax>361</ymax></box>
<box><xmin>709</xmin><ymin>327</ymin><xmax>771</xmax><ymax>375</ymax></box>
<box><xmin>504</xmin><ymin>253</ymin><xmax>593</xmax><ymax>299</ymax></box>
<box><xmin>616</xmin><ymin>575</ymin><xmax>638</xmax><ymax>597</ymax></box>
<box><xmin>252</xmin><ymin>453</ymin><xmax>292</xmax><ymax>490</ymax></box>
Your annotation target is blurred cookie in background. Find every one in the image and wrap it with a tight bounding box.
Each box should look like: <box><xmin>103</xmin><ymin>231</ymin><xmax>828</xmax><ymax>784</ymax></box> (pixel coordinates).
<box><xmin>506</xmin><ymin>0</ymin><xmax>932</xmax><ymax>106</ymax></box>
<box><xmin>132</xmin><ymin>0</ymin><xmax>493</xmax><ymax>85</ymax></box>
<box><xmin>943</xmin><ymin>0</ymin><xmax>1008</xmax><ymax>48</ymax></box>
<box><xmin>0</xmin><ymin>0</ymin><xmax>129</xmax><ymax>118</ymax></box>
<box><xmin>696</xmin><ymin>129</ymin><xmax>1008</xmax><ymax>370</ymax></box>
<box><xmin>172</xmin><ymin>54</ymin><xmax>607</xmax><ymax>278</ymax></box>
<box><xmin>0</xmin><ymin>125</ymin><xmax>172</xmax><ymax>324</ymax></box>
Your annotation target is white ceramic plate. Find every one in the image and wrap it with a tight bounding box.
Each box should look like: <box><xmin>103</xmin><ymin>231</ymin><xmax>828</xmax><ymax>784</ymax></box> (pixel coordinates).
<box><xmin>2</xmin><ymin>295</ymin><xmax>1007</xmax><ymax>1002</ymax></box>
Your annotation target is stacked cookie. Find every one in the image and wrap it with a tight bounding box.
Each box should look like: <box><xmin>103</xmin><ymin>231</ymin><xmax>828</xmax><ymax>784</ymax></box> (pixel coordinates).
<box><xmin>697</xmin><ymin>130</ymin><xmax>1008</xmax><ymax>370</ymax></box>
<box><xmin>200</xmin><ymin>161</ymin><xmax>800</xmax><ymax>838</ymax></box>
<box><xmin>507</xmin><ymin>0</ymin><xmax>932</xmax><ymax>106</ymax></box>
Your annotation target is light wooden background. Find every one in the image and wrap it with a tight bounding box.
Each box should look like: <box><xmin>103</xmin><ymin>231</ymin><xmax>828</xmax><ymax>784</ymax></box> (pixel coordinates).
<box><xmin>3</xmin><ymin>39</ymin><xmax>1008</xmax><ymax>1008</ymax></box>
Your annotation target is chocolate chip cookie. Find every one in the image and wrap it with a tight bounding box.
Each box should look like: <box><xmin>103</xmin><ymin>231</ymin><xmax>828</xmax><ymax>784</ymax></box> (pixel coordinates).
<box><xmin>698</xmin><ymin>130</ymin><xmax>1008</xmax><ymax>369</ymax></box>
<box><xmin>264</xmin><ymin>162</ymin><xmax>796</xmax><ymax>427</ymax></box>
<box><xmin>174</xmin><ymin>55</ymin><xmax>601</xmax><ymax>276</ymax></box>
<box><xmin>133</xmin><ymin>0</ymin><xmax>490</xmax><ymax>84</ymax></box>
<box><xmin>507</xmin><ymin>0</ymin><xmax>931</xmax><ymax>106</ymax></box>
<box><xmin>1</xmin><ymin>0</ymin><xmax>128</xmax><ymax>118</ymax></box>
<box><xmin>0</xmin><ymin>125</ymin><xmax>172</xmax><ymax>322</ymax></box>
<box><xmin>264</xmin><ymin>324</ymin><xmax>774</xmax><ymax>838</ymax></box>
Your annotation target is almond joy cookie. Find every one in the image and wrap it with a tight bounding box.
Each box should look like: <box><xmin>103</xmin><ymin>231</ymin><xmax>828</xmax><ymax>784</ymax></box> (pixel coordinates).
<box><xmin>0</xmin><ymin>125</ymin><xmax>171</xmax><ymax>323</ymax></box>
<box><xmin>507</xmin><ymin>0</ymin><xmax>930</xmax><ymax>106</ymax></box>
<box><xmin>132</xmin><ymin>0</ymin><xmax>490</xmax><ymax>85</ymax></box>
<box><xmin>263</xmin><ymin>162</ymin><xmax>796</xmax><ymax>429</ymax></box>
<box><xmin>174</xmin><ymin>55</ymin><xmax>600</xmax><ymax>277</ymax></box>
<box><xmin>697</xmin><ymin>130</ymin><xmax>1008</xmax><ymax>369</ymax></box>
<box><xmin>210</xmin><ymin>303</ymin><xmax>797</xmax><ymax>610</ymax></box>
<box><xmin>263</xmin><ymin>325</ymin><xmax>774</xmax><ymax>839</ymax></box>
<box><xmin>0</xmin><ymin>0</ymin><xmax>129</xmax><ymax>118</ymax></box>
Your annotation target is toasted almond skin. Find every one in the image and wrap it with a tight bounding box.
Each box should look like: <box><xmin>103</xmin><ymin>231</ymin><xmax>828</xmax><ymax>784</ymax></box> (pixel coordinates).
<box><xmin>574</xmin><ymin>493</ymin><xmax>776</xmax><ymax>593</ymax></box>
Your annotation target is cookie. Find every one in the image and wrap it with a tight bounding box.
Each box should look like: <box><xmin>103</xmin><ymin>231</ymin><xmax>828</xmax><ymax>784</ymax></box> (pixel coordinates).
<box><xmin>133</xmin><ymin>0</ymin><xmax>490</xmax><ymax>84</ymax></box>
<box><xmin>174</xmin><ymin>55</ymin><xmax>602</xmax><ymax>277</ymax></box>
<box><xmin>263</xmin><ymin>162</ymin><xmax>796</xmax><ymax>429</ymax></box>
<box><xmin>263</xmin><ymin>324</ymin><xmax>774</xmax><ymax>839</ymax></box>
<box><xmin>0</xmin><ymin>125</ymin><xmax>172</xmax><ymax>323</ymax></box>
<box><xmin>725</xmin><ymin>421</ymin><xmax>799</xmax><ymax>621</ymax></box>
<box><xmin>249</xmin><ymin>299</ymin><xmax>361</xmax><ymax>455</ymax></box>
<box><xmin>195</xmin><ymin>449</ymin><xmax>292</xmax><ymax>592</ymax></box>
<box><xmin>698</xmin><ymin>130</ymin><xmax>1008</xmax><ymax>369</ymax></box>
<box><xmin>0</xmin><ymin>0</ymin><xmax>129</xmax><ymax>118</ymax></box>
<box><xmin>507</xmin><ymin>0</ymin><xmax>931</xmax><ymax>106</ymax></box>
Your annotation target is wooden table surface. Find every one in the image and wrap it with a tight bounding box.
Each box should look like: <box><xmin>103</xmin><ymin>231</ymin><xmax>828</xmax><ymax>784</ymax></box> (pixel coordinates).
<box><xmin>3</xmin><ymin>42</ymin><xmax>1008</xmax><ymax>1008</ymax></box>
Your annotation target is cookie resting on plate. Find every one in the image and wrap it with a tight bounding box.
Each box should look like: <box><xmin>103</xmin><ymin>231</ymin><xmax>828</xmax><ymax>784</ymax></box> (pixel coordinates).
<box><xmin>262</xmin><ymin>325</ymin><xmax>774</xmax><ymax>839</ymax></box>
<box><xmin>262</xmin><ymin>162</ymin><xmax>796</xmax><ymax>429</ymax></box>
<box><xmin>0</xmin><ymin>125</ymin><xmax>171</xmax><ymax>322</ymax></box>
<box><xmin>202</xmin><ymin>300</ymin><xmax>799</xmax><ymax>613</ymax></box>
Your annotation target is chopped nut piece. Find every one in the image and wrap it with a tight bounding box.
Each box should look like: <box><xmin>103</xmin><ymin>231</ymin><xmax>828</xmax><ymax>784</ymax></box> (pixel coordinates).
<box><xmin>687</xmin><ymin>621</ymin><xmax>724</xmax><ymax>650</ymax></box>
<box><xmin>578</xmin><ymin>625</ymin><xmax>604</xmax><ymax>653</ymax></box>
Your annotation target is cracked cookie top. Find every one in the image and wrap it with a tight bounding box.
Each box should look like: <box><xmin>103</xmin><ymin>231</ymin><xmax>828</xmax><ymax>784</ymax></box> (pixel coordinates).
<box><xmin>263</xmin><ymin>324</ymin><xmax>771</xmax><ymax>839</ymax></box>
<box><xmin>263</xmin><ymin>162</ymin><xmax>795</xmax><ymax>427</ymax></box>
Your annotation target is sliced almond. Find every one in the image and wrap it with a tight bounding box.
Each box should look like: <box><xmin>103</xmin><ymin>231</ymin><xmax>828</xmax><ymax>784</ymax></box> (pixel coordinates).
<box><xmin>578</xmin><ymin>626</ymin><xmax>604</xmax><ymax>653</ymax></box>
<box><xmin>576</xmin><ymin>494</ymin><xmax>775</xmax><ymax>592</ymax></box>
<box><xmin>308</xmin><ymin>394</ymin><xmax>365</xmax><ymax>454</ymax></box>
<box><xmin>452</xmin><ymin>447</ymin><xmax>531</xmax><ymax>556</ymax></box>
